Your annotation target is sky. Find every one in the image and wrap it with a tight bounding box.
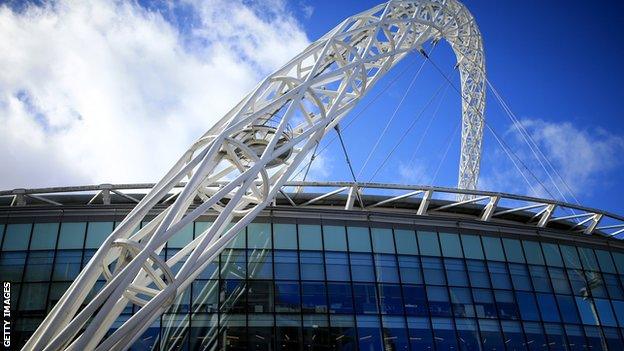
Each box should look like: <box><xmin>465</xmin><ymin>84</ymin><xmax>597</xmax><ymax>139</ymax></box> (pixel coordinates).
<box><xmin>0</xmin><ymin>0</ymin><xmax>623</xmax><ymax>215</ymax></box>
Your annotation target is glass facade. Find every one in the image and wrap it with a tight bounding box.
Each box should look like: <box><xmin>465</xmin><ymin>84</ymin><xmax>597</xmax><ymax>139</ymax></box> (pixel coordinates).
<box><xmin>3</xmin><ymin>218</ymin><xmax>624</xmax><ymax>350</ymax></box>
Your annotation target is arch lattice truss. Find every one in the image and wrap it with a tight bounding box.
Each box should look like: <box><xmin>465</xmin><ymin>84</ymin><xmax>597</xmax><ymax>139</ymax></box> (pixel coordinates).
<box><xmin>25</xmin><ymin>1</ymin><xmax>485</xmax><ymax>350</ymax></box>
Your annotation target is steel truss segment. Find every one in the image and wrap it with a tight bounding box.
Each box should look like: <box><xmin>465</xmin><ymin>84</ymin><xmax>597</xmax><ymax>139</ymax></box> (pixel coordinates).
<box><xmin>24</xmin><ymin>1</ymin><xmax>486</xmax><ymax>350</ymax></box>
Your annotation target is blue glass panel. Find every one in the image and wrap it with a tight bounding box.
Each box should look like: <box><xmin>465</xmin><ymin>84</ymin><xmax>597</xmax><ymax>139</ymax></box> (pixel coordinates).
<box><xmin>248</xmin><ymin>223</ymin><xmax>271</xmax><ymax>249</ymax></box>
<box><xmin>567</xmin><ymin>269</ymin><xmax>587</xmax><ymax>296</ymax></box>
<box><xmin>275</xmin><ymin>281</ymin><xmax>301</xmax><ymax>313</ymax></box>
<box><xmin>450</xmin><ymin>287</ymin><xmax>475</xmax><ymax>318</ymax></box>
<box><xmin>19</xmin><ymin>282</ymin><xmax>48</xmax><ymax>312</ymax></box>
<box><xmin>356</xmin><ymin>315</ymin><xmax>383</xmax><ymax>351</ymax></box>
<box><xmin>325</xmin><ymin>252</ymin><xmax>350</xmax><ymax>281</ymax></box>
<box><xmin>509</xmin><ymin>263</ymin><xmax>532</xmax><ymax>291</ymax></box>
<box><xmin>300</xmin><ymin>251</ymin><xmax>325</xmax><ymax>281</ymax></box>
<box><xmin>350</xmin><ymin>253</ymin><xmax>375</xmax><ymax>282</ymax></box>
<box><xmin>2</xmin><ymin>224</ymin><xmax>31</xmax><ymax>251</ymax></box>
<box><xmin>482</xmin><ymin>236</ymin><xmax>505</xmax><ymax>261</ymax></box>
<box><xmin>522</xmin><ymin>241</ymin><xmax>545</xmax><ymax>265</ymax></box>
<box><xmin>353</xmin><ymin>283</ymin><xmax>378</xmax><ymax>314</ymax></box>
<box><xmin>439</xmin><ymin>232</ymin><xmax>462</xmax><ymax>258</ymax></box>
<box><xmin>381</xmin><ymin>316</ymin><xmax>408</xmax><ymax>351</ymax></box>
<box><xmin>536</xmin><ymin>293</ymin><xmax>560</xmax><ymax>322</ymax></box>
<box><xmin>23</xmin><ymin>250</ymin><xmax>53</xmax><ymax>282</ymax></box>
<box><xmin>298</xmin><ymin>224</ymin><xmax>322</xmax><ymax>250</ymax></box>
<box><xmin>578</xmin><ymin>247</ymin><xmax>599</xmax><ymax>271</ymax></box>
<box><xmin>473</xmin><ymin>289</ymin><xmax>497</xmax><ymax>319</ymax></box>
<box><xmin>479</xmin><ymin>319</ymin><xmax>506</xmax><ymax>351</ymax></box>
<box><xmin>612</xmin><ymin>252</ymin><xmax>624</xmax><ymax>275</ymax></box>
<box><xmin>247</xmin><ymin>280</ymin><xmax>274</xmax><ymax>313</ymax></box>
<box><xmin>52</xmin><ymin>250</ymin><xmax>82</xmax><ymax>281</ymax></box>
<box><xmin>417</xmin><ymin>231</ymin><xmax>440</xmax><ymax>256</ymax></box>
<box><xmin>85</xmin><ymin>222</ymin><xmax>113</xmax><ymax>249</ymax></box>
<box><xmin>371</xmin><ymin>228</ymin><xmax>394</xmax><ymax>253</ymax></box>
<box><xmin>584</xmin><ymin>326</ymin><xmax>604</xmax><ymax>351</ymax></box>
<box><xmin>394</xmin><ymin>229</ymin><xmax>418</xmax><ymax>255</ymax></box>
<box><xmin>220</xmin><ymin>249</ymin><xmax>246</xmax><ymax>279</ymax></box>
<box><xmin>501</xmin><ymin>321</ymin><xmax>525</xmax><ymax>351</ymax></box>
<box><xmin>556</xmin><ymin>295</ymin><xmax>580</xmax><ymax>324</ymax></box>
<box><xmin>407</xmin><ymin>317</ymin><xmax>433</xmax><ymax>350</ymax></box>
<box><xmin>466</xmin><ymin>260</ymin><xmax>490</xmax><ymax>288</ymax></box>
<box><xmin>378</xmin><ymin>284</ymin><xmax>403</xmax><ymax>315</ymax></box>
<box><xmin>432</xmin><ymin>317</ymin><xmax>457</xmax><ymax>350</ymax></box>
<box><xmin>603</xmin><ymin>327</ymin><xmax>623</xmax><ymax>351</ymax></box>
<box><xmin>167</xmin><ymin>223</ymin><xmax>193</xmax><ymax>249</ymax></box>
<box><xmin>421</xmin><ymin>256</ymin><xmax>445</xmax><ymax>285</ymax></box>
<box><xmin>398</xmin><ymin>255</ymin><xmax>423</xmax><ymax>284</ymax></box>
<box><xmin>529</xmin><ymin>265</ymin><xmax>552</xmax><ymax>293</ymax></box>
<box><xmin>327</xmin><ymin>282</ymin><xmax>353</xmax><ymax>314</ymax></box>
<box><xmin>488</xmin><ymin>261</ymin><xmax>512</xmax><ymax>289</ymax></box>
<box><xmin>595</xmin><ymin>249</ymin><xmax>616</xmax><ymax>273</ymax></box>
<box><xmin>274</xmin><ymin>250</ymin><xmax>299</xmax><ymax>280</ymax></box>
<box><xmin>444</xmin><ymin>258</ymin><xmax>469</xmax><ymax>287</ymax></box>
<box><xmin>455</xmin><ymin>318</ymin><xmax>480</xmax><ymax>350</ymax></box>
<box><xmin>585</xmin><ymin>271</ymin><xmax>608</xmax><ymax>298</ymax></box>
<box><xmin>30</xmin><ymin>223</ymin><xmax>58</xmax><ymax>250</ymax></box>
<box><xmin>495</xmin><ymin>290</ymin><xmax>519</xmax><ymax>320</ymax></box>
<box><xmin>276</xmin><ymin>315</ymin><xmax>302</xmax><ymax>351</ymax></box>
<box><xmin>347</xmin><ymin>226</ymin><xmax>371</xmax><ymax>252</ymax></box>
<box><xmin>191</xmin><ymin>280</ymin><xmax>218</xmax><ymax>313</ymax></box>
<box><xmin>402</xmin><ymin>285</ymin><xmax>427</xmax><ymax>316</ymax></box>
<box><xmin>301</xmin><ymin>282</ymin><xmax>327</xmax><ymax>313</ymax></box>
<box><xmin>461</xmin><ymin>234</ymin><xmax>484</xmax><ymax>260</ymax></box>
<box><xmin>515</xmin><ymin>292</ymin><xmax>540</xmax><ymax>321</ymax></box>
<box><xmin>375</xmin><ymin>254</ymin><xmax>399</xmax><ymax>283</ymax></box>
<box><xmin>427</xmin><ymin>286</ymin><xmax>451</xmax><ymax>317</ymax></box>
<box><xmin>523</xmin><ymin>322</ymin><xmax>547</xmax><ymax>351</ymax></box>
<box><xmin>0</xmin><ymin>251</ymin><xmax>26</xmax><ymax>282</ymax></box>
<box><xmin>57</xmin><ymin>222</ymin><xmax>86</xmax><ymax>249</ymax></box>
<box><xmin>560</xmin><ymin>244</ymin><xmax>582</xmax><ymax>269</ymax></box>
<box><xmin>612</xmin><ymin>300</ymin><xmax>624</xmax><ymax>326</ymax></box>
<box><xmin>323</xmin><ymin>225</ymin><xmax>347</xmax><ymax>251</ymax></box>
<box><xmin>543</xmin><ymin>323</ymin><xmax>567</xmax><ymax>351</ymax></box>
<box><xmin>502</xmin><ymin>238</ymin><xmax>525</xmax><ymax>263</ymax></box>
<box><xmin>330</xmin><ymin>315</ymin><xmax>356</xmax><ymax>351</ymax></box>
<box><xmin>549</xmin><ymin>267</ymin><xmax>571</xmax><ymax>295</ymax></box>
<box><xmin>595</xmin><ymin>298</ymin><xmax>617</xmax><ymax>326</ymax></box>
<box><xmin>273</xmin><ymin>223</ymin><xmax>297</xmax><ymax>249</ymax></box>
<box><xmin>603</xmin><ymin>273</ymin><xmax>624</xmax><ymax>300</ymax></box>
<box><xmin>247</xmin><ymin>248</ymin><xmax>273</xmax><ymax>279</ymax></box>
<box><xmin>563</xmin><ymin>324</ymin><xmax>585</xmax><ymax>351</ymax></box>
<box><xmin>575</xmin><ymin>297</ymin><xmax>600</xmax><ymax>325</ymax></box>
<box><xmin>541</xmin><ymin>243</ymin><xmax>564</xmax><ymax>267</ymax></box>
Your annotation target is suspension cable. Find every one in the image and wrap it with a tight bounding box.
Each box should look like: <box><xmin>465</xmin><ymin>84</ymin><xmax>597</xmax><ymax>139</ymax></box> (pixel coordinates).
<box><xmin>335</xmin><ymin>124</ymin><xmax>364</xmax><ymax>208</ymax></box>
<box><xmin>430</xmin><ymin>120</ymin><xmax>461</xmax><ymax>185</ymax></box>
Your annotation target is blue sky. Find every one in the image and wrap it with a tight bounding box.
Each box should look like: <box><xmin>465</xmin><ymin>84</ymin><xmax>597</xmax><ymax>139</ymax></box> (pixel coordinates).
<box><xmin>0</xmin><ymin>0</ymin><xmax>623</xmax><ymax>215</ymax></box>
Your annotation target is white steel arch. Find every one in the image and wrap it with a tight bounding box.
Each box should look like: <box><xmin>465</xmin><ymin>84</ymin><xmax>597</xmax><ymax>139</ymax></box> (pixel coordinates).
<box><xmin>24</xmin><ymin>1</ymin><xmax>485</xmax><ymax>350</ymax></box>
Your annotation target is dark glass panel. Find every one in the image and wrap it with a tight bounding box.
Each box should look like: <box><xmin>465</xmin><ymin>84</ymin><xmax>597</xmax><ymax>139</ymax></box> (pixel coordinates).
<box><xmin>450</xmin><ymin>287</ymin><xmax>475</xmax><ymax>318</ymax></box>
<box><xmin>303</xmin><ymin>315</ymin><xmax>330</xmax><ymax>351</ymax></box>
<box><xmin>356</xmin><ymin>315</ymin><xmax>383</xmax><ymax>351</ymax></box>
<box><xmin>0</xmin><ymin>251</ymin><xmax>26</xmax><ymax>282</ymax></box>
<box><xmin>509</xmin><ymin>263</ymin><xmax>532</xmax><ymax>291</ymax></box>
<box><xmin>579</xmin><ymin>247</ymin><xmax>599</xmax><ymax>271</ymax></box>
<box><xmin>487</xmin><ymin>261</ymin><xmax>512</xmax><ymax>289</ymax></box>
<box><xmin>160</xmin><ymin>314</ymin><xmax>189</xmax><ymax>350</ymax></box>
<box><xmin>191</xmin><ymin>280</ymin><xmax>219</xmax><ymax>313</ymax></box>
<box><xmin>85</xmin><ymin>222</ymin><xmax>113</xmax><ymax>249</ymax></box>
<box><xmin>397</xmin><ymin>255</ymin><xmax>423</xmax><ymax>284</ymax></box>
<box><xmin>189</xmin><ymin>314</ymin><xmax>218</xmax><ymax>351</ymax></box>
<box><xmin>248</xmin><ymin>315</ymin><xmax>274</xmax><ymax>351</ymax></box>
<box><xmin>522</xmin><ymin>241</ymin><xmax>545</xmax><ymax>265</ymax></box>
<box><xmin>466</xmin><ymin>260</ymin><xmax>490</xmax><ymax>288</ymax></box>
<box><xmin>494</xmin><ymin>290</ymin><xmax>519</xmax><ymax>320</ymax></box>
<box><xmin>536</xmin><ymin>293</ymin><xmax>560</xmax><ymax>323</ymax></box>
<box><xmin>567</xmin><ymin>269</ymin><xmax>588</xmax><ymax>296</ymax></box>
<box><xmin>542</xmin><ymin>243</ymin><xmax>564</xmax><ymax>267</ymax></box>
<box><xmin>221</xmin><ymin>314</ymin><xmax>247</xmax><ymax>351</ymax></box>
<box><xmin>276</xmin><ymin>315</ymin><xmax>301</xmax><ymax>351</ymax></box>
<box><xmin>603</xmin><ymin>327</ymin><xmax>623</xmax><ymax>351</ymax></box>
<box><xmin>301</xmin><ymin>282</ymin><xmax>328</xmax><ymax>313</ymax></box>
<box><xmin>431</xmin><ymin>317</ymin><xmax>457</xmax><ymax>350</ymax></box>
<box><xmin>381</xmin><ymin>316</ymin><xmax>409</xmax><ymax>351</ymax></box>
<box><xmin>575</xmin><ymin>296</ymin><xmax>600</xmax><ymax>325</ymax></box>
<box><xmin>543</xmin><ymin>323</ymin><xmax>567</xmax><ymax>351</ymax></box>
<box><xmin>595</xmin><ymin>298</ymin><xmax>617</xmax><ymax>327</ymax></box>
<box><xmin>612</xmin><ymin>300</ymin><xmax>624</xmax><ymax>326</ymax></box>
<box><xmin>595</xmin><ymin>249</ymin><xmax>616</xmax><ymax>273</ymax></box>
<box><xmin>564</xmin><ymin>324</ymin><xmax>586</xmax><ymax>351</ymax></box>
<box><xmin>131</xmin><ymin>319</ymin><xmax>161</xmax><ymax>351</ymax></box>
<box><xmin>444</xmin><ymin>258</ymin><xmax>469</xmax><ymax>287</ymax></box>
<box><xmin>274</xmin><ymin>250</ymin><xmax>299</xmax><ymax>280</ymax></box>
<box><xmin>167</xmin><ymin>285</ymin><xmax>190</xmax><ymax>314</ymax></box>
<box><xmin>454</xmin><ymin>318</ymin><xmax>480</xmax><ymax>351</ymax></box>
<box><xmin>556</xmin><ymin>295</ymin><xmax>580</xmax><ymax>324</ymax></box>
<box><xmin>2</xmin><ymin>223</ymin><xmax>31</xmax><ymax>251</ymax></box>
<box><xmin>427</xmin><ymin>286</ymin><xmax>451</xmax><ymax>317</ymax></box>
<box><xmin>416</xmin><ymin>231</ymin><xmax>440</xmax><ymax>257</ymax></box>
<box><xmin>479</xmin><ymin>319</ymin><xmax>506</xmax><ymax>351</ymax></box>
<box><xmin>57</xmin><ymin>222</ymin><xmax>86</xmax><ymax>249</ymax></box>
<box><xmin>394</xmin><ymin>229</ymin><xmax>418</xmax><ymax>255</ymax></box>
<box><xmin>353</xmin><ymin>283</ymin><xmax>378</xmax><ymax>314</ymax></box>
<box><xmin>350</xmin><ymin>253</ymin><xmax>375</xmax><ymax>282</ymax></box>
<box><xmin>548</xmin><ymin>266</ymin><xmax>571</xmax><ymax>295</ymax></box>
<box><xmin>522</xmin><ymin>322</ymin><xmax>548</xmax><ymax>351</ymax></box>
<box><xmin>402</xmin><ymin>285</ymin><xmax>427</xmax><ymax>316</ymax></box>
<box><xmin>439</xmin><ymin>232</ymin><xmax>463</xmax><ymax>258</ymax></box>
<box><xmin>374</xmin><ymin>254</ymin><xmax>399</xmax><ymax>283</ymax></box>
<box><xmin>583</xmin><ymin>326</ymin><xmax>605</xmax><ymax>351</ymax></box>
<box><xmin>327</xmin><ymin>282</ymin><xmax>353</xmax><ymax>314</ymax></box>
<box><xmin>299</xmin><ymin>224</ymin><xmax>323</xmax><ymax>250</ymax></box>
<box><xmin>461</xmin><ymin>234</ymin><xmax>484</xmax><ymax>260</ymax></box>
<box><xmin>406</xmin><ymin>317</ymin><xmax>433</xmax><ymax>351</ymax></box>
<box><xmin>47</xmin><ymin>282</ymin><xmax>70</xmax><ymax>312</ymax></box>
<box><xmin>560</xmin><ymin>244</ymin><xmax>582</xmax><ymax>269</ymax></box>
<box><xmin>501</xmin><ymin>321</ymin><xmax>525</xmax><ymax>351</ymax></box>
<box><xmin>274</xmin><ymin>223</ymin><xmax>297</xmax><ymax>250</ymax></box>
<box><xmin>300</xmin><ymin>251</ymin><xmax>325</xmax><ymax>281</ymax></box>
<box><xmin>329</xmin><ymin>315</ymin><xmax>356</xmax><ymax>351</ymax></box>
<box><xmin>481</xmin><ymin>236</ymin><xmax>505</xmax><ymax>261</ymax></box>
<box><xmin>274</xmin><ymin>281</ymin><xmax>301</xmax><ymax>313</ymax></box>
<box><xmin>325</xmin><ymin>252</ymin><xmax>350</xmax><ymax>281</ymax></box>
<box><xmin>220</xmin><ymin>279</ymin><xmax>247</xmax><ymax>313</ymax></box>
<box><xmin>23</xmin><ymin>250</ymin><xmax>54</xmax><ymax>282</ymax></box>
<box><xmin>378</xmin><ymin>284</ymin><xmax>403</xmax><ymax>315</ymax></box>
<box><xmin>502</xmin><ymin>238</ymin><xmax>525</xmax><ymax>263</ymax></box>
<box><xmin>247</xmin><ymin>248</ymin><xmax>273</xmax><ymax>279</ymax></box>
<box><xmin>421</xmin><ymin>256</ymin><xmax>445</xmax><ymax>285</ymax></box>
<box><xmin>18</xmin><ymin>282</ymin><xmax>49</xmax><ymax>313</ymax></box>
<box><xmin>473</xmin><ymin>288</ymin><xmax>497</xmax><ymax>319</ymax></box>
<box><xmin>323</xmin><ymin>225</ymin><xmax>347</xmax><ymax>252</ymax></box>
<box><xmin>515</xmin><ymin>292</ymin><xmax>540</xmax><ymax>321</ymax></box>
<box><xmin>52</xmin><ymin>250</ymin><xmax>82</xmax><ymax>281</ymax></box>
<box><xmin>585</xmin><ymin>271</ymin><xmax>608</xmax><ymax>298</ymax></box>
<box><xmin>247</xmin><ymin>280</ymin><xmax>274</xmax><ymax>313</ymax></box>
<box><xmin>603</xmin><ymin>273</ymin><xmax>624</xmax><ymax>300</ymax></box>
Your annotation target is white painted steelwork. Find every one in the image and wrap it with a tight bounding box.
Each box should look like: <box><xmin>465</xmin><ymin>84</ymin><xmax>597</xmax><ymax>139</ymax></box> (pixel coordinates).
<box><xmin>21</xmin><ymin>1</ymin><xmax>485</xmax><ymax>349</ymax></box>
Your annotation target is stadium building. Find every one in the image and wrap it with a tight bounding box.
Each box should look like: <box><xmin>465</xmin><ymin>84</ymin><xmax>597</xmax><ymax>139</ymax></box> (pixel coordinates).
<box><xmin>2</xmin><ymin>182</ymin><xmax>624</xmax><ymax>350</ymax></box>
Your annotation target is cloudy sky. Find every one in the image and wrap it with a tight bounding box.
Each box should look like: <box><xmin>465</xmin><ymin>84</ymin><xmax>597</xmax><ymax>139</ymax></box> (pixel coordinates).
<box><xmin>1</xmin><ymin>0</ymin><xmax>624</xmax><ymax>214</ymax></box>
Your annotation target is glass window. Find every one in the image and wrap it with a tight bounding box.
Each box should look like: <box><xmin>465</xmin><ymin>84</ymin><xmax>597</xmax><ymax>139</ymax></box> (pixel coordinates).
<box><xmin>450</xmin><ymin>287</ymin><xmax>475</xmax><ymax>318</ymax></box>
<box><xmin>515</xmin><ymin>292</ymin><xmax>540</xmax><ymax>321</ymax></box>
<box><xmin>300</xmin><ymin>251</ymin><xmax>325</xmax><ymax>280</ymax></box>
<box><xmin>479</xmin><ymin>319</ymin><xmax>506</xmax><ymax>351</ymax></box>
<box><xmin>168</xmin><ymin>223</ymin><xmax>193</xmax><ymax>249</ymax></box>
<box><xmin>407</xmin><ymin>317</ymin><xmax>433</xmax><ymax>350</ymax></box>
<box><xmin>427</xmin><ymin>286</ymin><xmax>451</xmax><ymax>317</ymax></box>
<box><xmin>274</xmin><ymin>250</ymin><xmax>299</xmax><ymax>280</ymax></box>
<box><xmin>303</xmin><ymin>315</ymin><xmax>329</xmax><ymax>350</ymax></box>
<box><xmin>0</xmin><ymin>251</ymin><xmax>26</xmax><ymax>282</ymax></box>
<box><xmin>603</xmin><ymin>327</ymin><xmax>623</xmax><ymax>351</ymax></box>
<box><xmin>421</xmin><ymin>257</ymin><xmax>446</xmax><ymax>285</ymax></box>
<box><xmin>482</xmin><ymin>236</ymin><xmax>505</xmax><ymax>261</ymax></box>
<box><xmin>189</xmin><ymin>314</ymin><xmax>218</xmax><ymax>350</ymax></box>
<box><xmin>595</xmin><ymin>250</ymin><xmax>616</xmax><ymax>273</ymax></box>
<box><xmin>248</xmin><ymin>314</ymin><xmax>274</xmax><ymax>349</ymax></box>
<box><xmin>350</xmin><ymin>253</ymin><xmax>375</xmax><ymax>282</ymax></box>
<box><xmin>323</xmin><ymin>225</ymin><xmax>347</xmax><ymax>251</ymax></box>
<box><xmin>502</xmin><ymin>238</ymin><xmax>525</xmax><ymax>263</ymax></box>
<box><xmin>473</xmin><ymin>289</ymin><xmax>497</xmax><ymax>319</ymax></box>
<box><xmin>225</xmin><ymin>225</ymin><xmax>246</xmax><ymax>249</ymax></box>
<box><xmin>584</xmin><ymin>325</ymin><xmax>604</xmax><ymax>351</ymax></box>
<box><xmin>247</xmin><ymin>280</ymin><xmax>274</xmax><ymax>313</ymax></box>
<box><xmin>379</xmin><ymin>284</ymin><xmax>403</xmax><ymax>315</ymax></box>
<box><xmin>381</xmin><ymin>316</ymin><xmax>408</xmax><ymax>351</ymax></box>
<box><xmin>603</xmin><ymin>273</ymin><xmax>624</xmax><ymax>300</ymax></box>
<box><xmin>0</xmin><ymin>224</ymin><xmax>4</xmax><ymax>249</ymax></box>
<box><xmin>567</xmin><ymin>269</ymin><xmax>587</xmax><ymax>296</ymax></box>
<box><xmin>52</xmin><ymin>250</ymin><xmax>82</xmax><ymax>281</ymax></box>
<box><xmin>2</xmin><ymin>223</ymin><xmax>31</xmax><ymax>251</ymax></box>
<box><xmin>220</xmin><ymin>249</ymin><xmax>246</xmax><ymax>280</ymax></box>
<box><xmin>611</xmin><ymin>300</ymin><xmax>624</xmax><ymax>327</ymax></box>
<box><xmin>467</xmin><ymin>260</ymin><xmax>491</xmax><ymax>288</ymax></box>
<box><xmin>488</xmin><ymin>261</ymin><xmax>512</xmax><ymax>289</ymax></box>
<box><xmin>327</xmin><ymin>282</ymin><xmax>353</xmax><ymax>314</ymax></box>
<box><xmin>248</xmin><ymin>223</ymin><xmax>271</xmax><ymax>249</ymax></box>
<box><xmin>541</xmin><ymin>243</ymin><xmax>564</xmax><ymax>267</ymax></box>
<box><xmin>495</xmin><ymin>290</ymin><xmax>519</xmax><ymax>320</ymax></box>
<box><xmin>455</xmin><ymin>318</ymin><xmax>480</xmax><ymax>350</ymax></box>
<box><xmin>298</xmin><ymin>224</ymin><xmax>322</xmax><ymax>250</ymax></box>
<box><xmin>301</xmin><ymin>282</ymin><xmax>327</xmax><ymax>313</ymax></box>
<box><xmin>575</xmin><ymin>297</ymin><xmax>600</xmax><ymax>325</ymax></box>
<box><xmin>276</xmin><ymin>315</ymin><xmax>302</xmax><ymax>351</ymax></box>
<box><xmin>522</xmin><ymin>240</ymin><xmax>545</xmax><ymax>265</ymax></box>
<box><xmin>356</xmin><ymin>316</ymin><xmax>383</xmax><ymax>351</ymax></box>
<box><xmin>403</xmin><ymin>285</ymin><xmax>427</xmax><ymax>316</ymax></box>
<box><xmin>556</xmin><ymin>295</ymin><xmax>580</xmax><ymax>324</ymax></box>
<box><xmin>523</xmin><ymin>322</ymin><xmax>547</xmax><ymax>351</ymax></box>
<box><xmin>275</xmin><ymin>281</ymin><xmax>301</xmax><ymax>313</ymax></box>
<box><xmin>220</xmin><ymin>314</ymin><xmax>246</xmax><ymax>348</ymax></box>
<box><xmin>432</xmin><ymin>317</ymin><xmax>457</xmax><ymax>350</ymax></box>
<box><xmin>30</xmin><ymin>223</ymin><xmax>58</xmax><ymax>250</ymax></box>
<box><xmin>247</xmin><ymin>248</ymin><xmax>273</xmax><ymax>279</ymax></box>
<box><xmin>398</xmin><ymin>255</ymin><xmax>423</xmax><ymax>284</ymax></box>
<box><xmin>353</xmin><ymin>283</ymin><xmax>378</xmax><ymax>314</ymax></box>
<box><xmin>586</xmin><ymin>271</ymin><xmax>608</xmax><ymax>298</ymax></box>
<box><xmin>543</xmin><ymin>323</ymin><xmax>567</xmax><ymax>351</ymax></box>
<box><xmin>394</xmin><ymin>229</ymin><xmax>418</xmax><ymax>255</ymax></box>
<box><xmin>595</xmin><ymin>298</ymin><xmax>617</xmax><ymax>327</ymax></box>
<box><xmin>329</xmin><ymin>315</ymin><xmax>356</xmax><ymax>350</ymax></box>
<box><xmin>23</xmin><ymin>251</ymin><xmax>54</xmax><ymax>282</ymax></box>
<box><xmin>325</xmin><ymin>252</ymin><xmax>350</xmax><ymax>281</ymax></box>
<box><xmin>529</xmin><ymin>265</ymin><xmax>552</xmax><ymax>293</ymax></box>
<box><xmin>536</xmin><ymin>293</ymin><xmax>560</xmax><ymax>322</ymax></box>
<box><xmin>444</xmin><ymin>258</ymin><xmax>469</xmax><ymax>287</ymax></box>
<box><xmin>194</xmin><ymin>221</ymin><xmax>211</xmax><ymax>238</ymax></box>
<box><xmin>509</xmin><ymin>263</ymin><xmax>532</xmax><ymax>291</ymax></box>
<box><xmin>612</xmin><ymin>251</ymin><xmax>624</xmax><ymax>274</ymax></box>
<box><xmin>560</xmin><ymin>244</ymin><xmax>582</xmax><ymax>269</ymax></box>
<box><xmin>375</xmin><ymin>254</ymin><xmax>399</xmax><ymax>283</ymax></box>
<box><xmin>417</xmin><ymin>231</ymin><xmax>440</xmax><ymax>256</ymax></box>
<box><xmin>371</xmin><ymin>228</ymin><xmax>394</xmax><ymax>253</ymax></box>
<box><xmin>273</xmin><ymin>223</ymin><xmax>297</xmax><ymax>250</ymax></box>
<box><xmin>48</xmin><ymin>282</ymin><xmax>70</xmax><ymax>312</ymax></box>
<box><xmin>191</xmin><ymin>280</ymin><xmax>218</xmax><ymax>313</ymax></box>
<box><xmin>549</xmin><ymin>267</ymin><xmax>571</xmax><ymax>295</ymax></box>
<box><xmin>19</xmin><ymin>282</ymin><xmax>48</xmax><ymax>312</ymax></box>
<box><xmin>347</xmin><ymin>226</ymin><xmax>371</xmax><ymax>252</ymax></box>
<box><xmin>501</xmin><ymin>321</ymin><xmax>525</xmax><ymax>351</ymax></box>
<box><xmin>461</xmin><ymin>234</ymin><xmax>484</xmax><ymax>260</ymax></box>
<box><xmin>579</xmin><ymin>247</ymin><xmax>599</xmax><ymax>271</ymax></box>
<box><xmin>439</xmin><ymin>232</ymin><xmax>462</xmax><ymax>258</ymax></box>
<box><xmin>85</xmin><ymin>222</ymin><xmax>113</xmax><ymax>249</ymax></box>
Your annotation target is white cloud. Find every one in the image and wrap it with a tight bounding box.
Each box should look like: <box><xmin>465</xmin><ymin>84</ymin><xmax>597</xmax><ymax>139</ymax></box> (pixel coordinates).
<box><xmin>0</xmin><ymin>0</ymin><xmax>310</xmax><ymax>189</ymax></box>
<box><xmin>480</xmin><ymin>118</ymin><xmax>624</xmax><ymax>200</ymax></box>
